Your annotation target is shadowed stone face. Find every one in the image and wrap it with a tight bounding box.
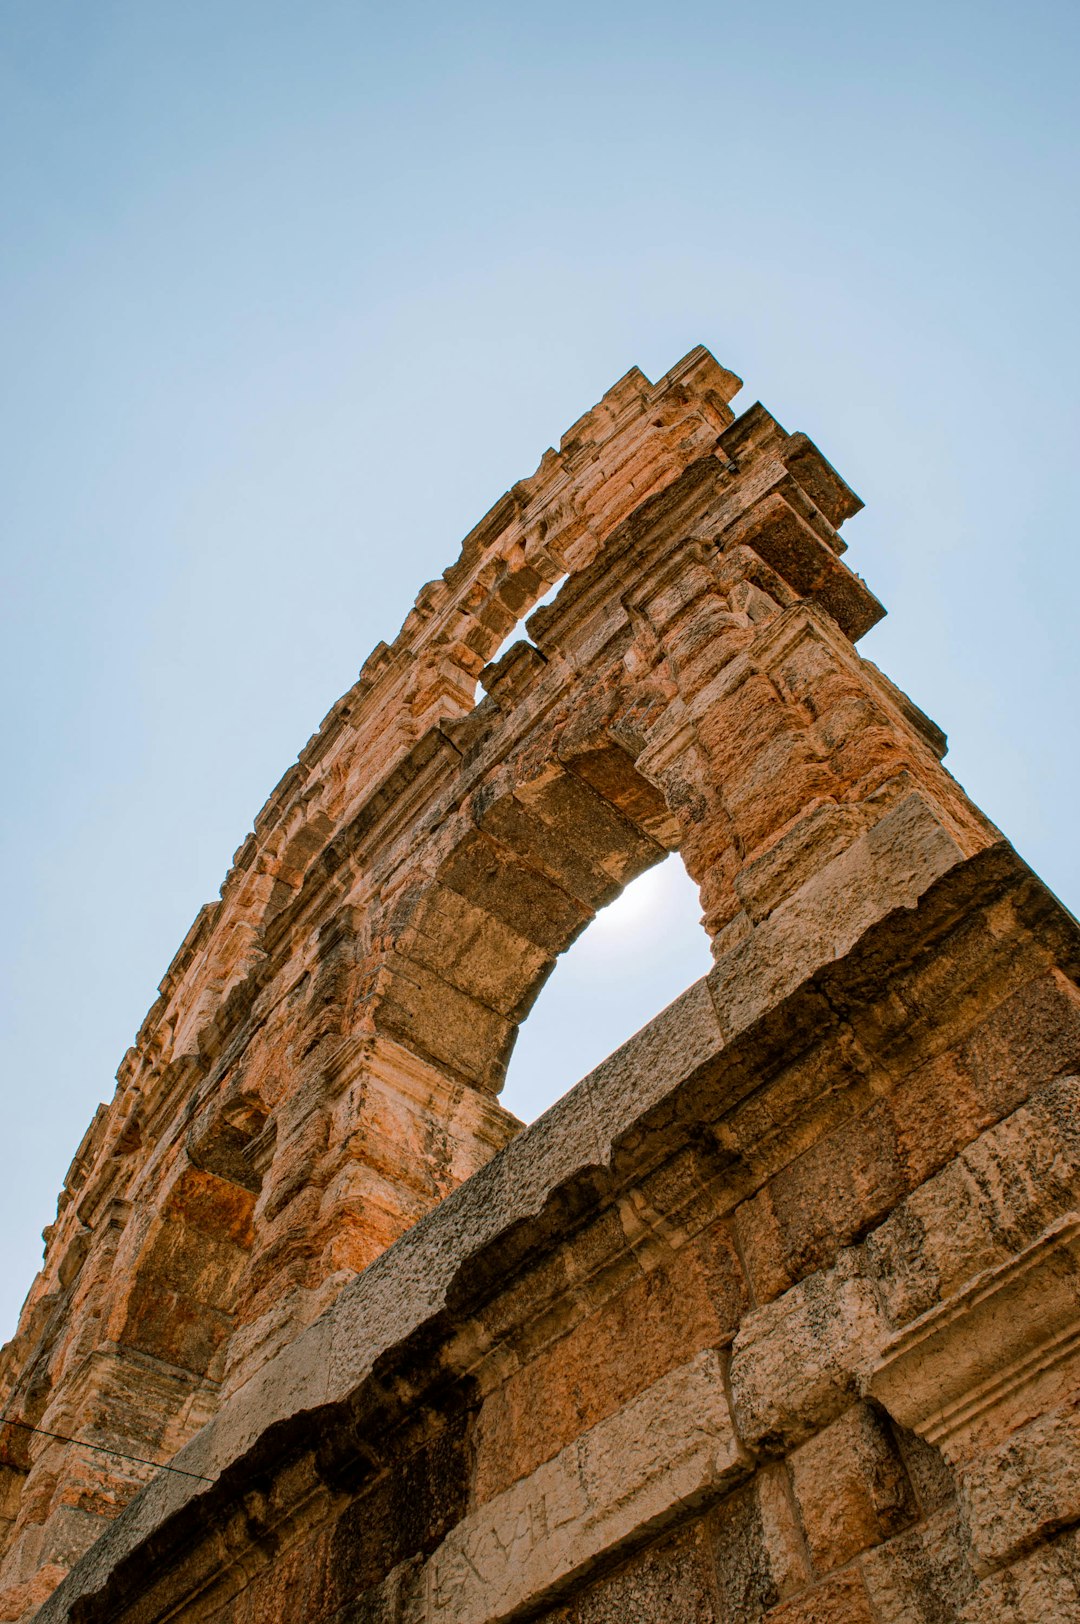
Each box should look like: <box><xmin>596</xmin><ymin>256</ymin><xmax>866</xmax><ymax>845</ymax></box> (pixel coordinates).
<box><xmin>4</xmin><ymin>349</ymin><xmax>1079</xmax><ymax>1624</ymax></box>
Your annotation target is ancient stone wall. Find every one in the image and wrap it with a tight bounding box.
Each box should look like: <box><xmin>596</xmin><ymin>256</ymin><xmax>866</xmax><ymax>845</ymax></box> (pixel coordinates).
<box><xmin>4</xmin><ymin>348</ymin><xmax>1079</xmax><ymax>1622</ymax></box>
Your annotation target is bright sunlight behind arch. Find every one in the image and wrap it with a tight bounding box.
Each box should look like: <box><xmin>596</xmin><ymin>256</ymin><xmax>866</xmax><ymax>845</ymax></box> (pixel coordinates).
<box><xmin>500</xmin><ymin>852</ymin><xmax>712</xmax><ymax>1123</ymax></box>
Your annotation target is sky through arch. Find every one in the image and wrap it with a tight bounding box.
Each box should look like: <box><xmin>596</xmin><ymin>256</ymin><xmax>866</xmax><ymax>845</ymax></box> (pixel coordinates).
<box><xmin>501</xmin><ymin>854</ymin><xmax>713</xmax><ymax>1124</ymax></box>
<box><xmin>1</xmin><ymin>0</ymin><xmax>1077</xmax><ymax>1338</ymax></box>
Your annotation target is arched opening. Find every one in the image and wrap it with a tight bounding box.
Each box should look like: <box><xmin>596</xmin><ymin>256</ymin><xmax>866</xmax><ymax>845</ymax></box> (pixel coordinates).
<box><xmin>472</xmin><ymin>574</ymin><xmax>568</xmax><ymax>705</ymax></box>
<box><xmin>500</xmin><ymin>852</ymin><xmax>712</xmax><ymax>1122</ymax></box>
<box><xmin>373</xmin><ymin>720</ymin><xmax>712</xmax><ymax>1104</ymax></box>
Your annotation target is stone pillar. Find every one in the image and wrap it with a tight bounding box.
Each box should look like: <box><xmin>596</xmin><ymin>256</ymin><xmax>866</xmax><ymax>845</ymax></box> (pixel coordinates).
<box><xmin>620</xmin><ymin>455</ymin><xmax>995</xmax><ymax>961</ymax></box>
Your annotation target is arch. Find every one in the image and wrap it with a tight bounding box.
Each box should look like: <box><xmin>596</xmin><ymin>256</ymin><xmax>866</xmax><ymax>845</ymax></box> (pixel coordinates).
<box><xmin>501</xmin><ymin>851</ymin><xmax>713</xmax><ymax>1122</ymax></box>
<box><xmin>11</xmin><ymin>347</ymin><xmax>974</xmax><ymax>1620</ymax></box>
<box><xmin>378</xmin><ymin>737</ymin><xmax>683</xmax><ymax>1094</ymax></box>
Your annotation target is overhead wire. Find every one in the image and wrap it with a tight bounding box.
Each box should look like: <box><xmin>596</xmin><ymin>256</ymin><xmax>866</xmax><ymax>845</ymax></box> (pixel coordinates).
<box><xmin>0</xmin><ymin>1416</ymin><xmax>214</xmax><ymax>1482</ymax></box>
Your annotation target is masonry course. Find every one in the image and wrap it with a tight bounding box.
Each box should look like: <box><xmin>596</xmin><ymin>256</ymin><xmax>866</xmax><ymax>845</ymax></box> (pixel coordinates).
<box><xmin>2</xmin><ymin>347</ymin><xmax>1078</xmax><ymax>1621</ymax></box>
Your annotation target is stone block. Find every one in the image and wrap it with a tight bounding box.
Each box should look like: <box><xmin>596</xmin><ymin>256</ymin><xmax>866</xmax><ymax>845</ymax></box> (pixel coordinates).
<box><xmin>730</xmin><ymin>1255</ymin><xmax>888</xmax><ymax>1452</ymax></box>
<box><xmin>733</xmin><ymin>801</ymin><xmax>868</xmax><ymax>924</ymax></box>
<box><xmin>763</xmin><ymin>1568</ymin><xmax>877</xmax><ymax>1623</ymax></box>
<box><xmin>328</xmin><ymin>1410</ymin><xmax>472</xmax><ymax>1606</ymax></box>
<box><xmin>890</xmin><ymin>1426</ymin><xmax>955</xmax><ymax>1520</ymax></box>
<box><xmin>859</xmin><ymin>1506</ymin><xmax>977</xmax><ymax>1623</ymax></box>
<box><xmin>373</xmin><ymin>949</ymin><xmax>515</xmax><ymax>1093</ymax></box>
<box><xmin>473</xmin><ymin>1222</ymin><xmax>747</xmax><ymax>1504</ymax></box>
<box><xmin>789</xmin><ymin>1404</ymin><xmax>917</xmax><ymax>1572</ymax></box>
<box><xmin>864</xmin><ymin>1073</ymin><xmax>1080</xmax><ymax>1327</ymax></box>
<box><xmin>709</xmin><ymin>1467</ymin><xmax>810</xmax><ymax>1622</ymax></box>
<box><xmin>224</xmin><ymin>1524</ymin><xmax>333</xmax><ymax>1624</ymax></box>
<box><xmin>958</xmin><ymin>965</ymin><xmax>1080</xmax><ymax>1122</ymax></box>
<box><xmin>959</xmin><ymin>1393</ymin><xmax>1080</xmax><ymax>1573</ymax></box>
<box><xmin>424</xmin><ymin>1350</ymin><xmax>748</xmax><ymax>1624</ymax></box>
<box><xmin>869</xmin><ymin>1213</ymin><xmax>1080</xmax><ymax>1462</ymax></box>
<box><xmin>957</xmin><ymin>1527</ymin><xmax>1080</xmax><ymax>1623</ymax></box>
<box><xmin>438</xmin><ymin>830</ymin><xmax>589</xmax><ymax>954</ymax></box>
<box><xmin>584</xmin><ymin>978</ymin><xmax>725</xmax><ymax>1166</ymax></box>
<box><xmin>733</xmin><ymin>1096</ymin><xmax>904</xmax><ymax>1303</ymax></box>
<box><xmin>396</xmin><ymin>881</ymin><xmax>553</xmax><ymax>1019</ymax></box>
<box><xmin>709</xmin><ymin>793</ymin><xmax>967</xmax><ymax>1047</ymax></box>
<box><xmin>574</xmin><ymin>1522</ymin><xmax>719</xmax><ymax>1623</ymax></box>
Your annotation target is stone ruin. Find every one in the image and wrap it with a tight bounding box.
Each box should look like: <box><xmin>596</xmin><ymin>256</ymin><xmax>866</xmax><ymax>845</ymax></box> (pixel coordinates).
<box><xmin>2</xmin><ymin>346</ymin><xmax>1080</xmax><ymax>1622</ymax></box>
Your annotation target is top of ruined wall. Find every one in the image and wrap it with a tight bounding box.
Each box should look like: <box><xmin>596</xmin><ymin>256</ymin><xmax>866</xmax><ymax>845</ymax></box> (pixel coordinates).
<box><xmin>39</xmin><ymin>342</ymin><xmax>867</xmax><ymax>1255</ymax></box>
<box><xmin>2</xmin><ymin>344</ymin><xmax>903</xmax><ymax>1623</ymax></box>
<box><xmin>12</xmin><ymin>341</ymin><xmax>1054</xmax><ymax>1623</ymax></box>
<box><xmin>53</xmin><ymin>349</ymin><xmax>746</xmax><ymax>1187</ymax></box>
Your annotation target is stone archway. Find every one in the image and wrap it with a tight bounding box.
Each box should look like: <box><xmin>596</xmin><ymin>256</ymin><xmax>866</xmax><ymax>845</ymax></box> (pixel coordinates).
<box><xmin>0</xmin><ymin>347</ymin><xmax>1001</xmax><ymax>1621</ymax></box>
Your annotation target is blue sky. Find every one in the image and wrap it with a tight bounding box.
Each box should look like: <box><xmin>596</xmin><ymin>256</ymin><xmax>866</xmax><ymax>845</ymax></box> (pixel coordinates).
<box><xmin>2</xmin><ymin>0</ymin><xmax>1077</xmax><ymax>1338</ymax></box>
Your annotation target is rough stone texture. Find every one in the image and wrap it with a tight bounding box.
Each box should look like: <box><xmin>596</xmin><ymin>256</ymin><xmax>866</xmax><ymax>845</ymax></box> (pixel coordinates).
<box><xmin>957</xmin><ymin>1527</ymin><xmax>1080</xmax><ymax>1622</ymax></box>
<box><xmin>869</xmin><ymin>1212</ymin><xmax>1080</xmax><ymax>1462</ymax></box>
<box><xmin>788</xmin><ymin>1403</ymin><xmax>917</xmax><ymax>1571</ymax></box>
<box><xmin>424</xmin><ymin>1350</ymin><xmax>746</xmax><ymax>1624</ymax></box>
<box><xmin>729</xmin><ymin>1255</ymin><xmax>890</xmax><ymax>1452</ymax></box>
<box><xmin>3</xmin><ymin>349</ymin><xmax>1079</xmax><ymax>1622</ymax></box>
<box><xmin>763</xmin><ymin>1569</ymin><xmax>878</xmax><ymax>1623</ymax></box>
<box><xmin>709</xmin><ymin>1469</ymin><xmax>810</xmax><ymax>1620</ymax></box>
<box><xmin>859</xmin><ymin>1506</ymin><xmax>978</xmax><ymax>1623</ymax></box>
<box><xmin>958</xmin><ymin>1393</ymin><xmax>1080</xmax><ymax>1573</ymax></box>
<box><xmin>573</xmin><ymin>1524</ymin><xmax>719</xmax><ymax>1622</ymax></box>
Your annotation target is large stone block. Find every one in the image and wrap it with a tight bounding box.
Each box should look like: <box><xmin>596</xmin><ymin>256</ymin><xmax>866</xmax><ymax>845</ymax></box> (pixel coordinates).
<box><xmin>709</xmin><ymin>1468</ymin><xmax>810</xmax><ymax>1622</ymax></box>
<box><xmin>957</xmin><ymin>1527</ymin><xmax>1080</xmax><ymax>1623</ymax></box>
<box><xmin>958</xmin><ymin>1393</ymin><xmax>1080</xmax><ymax>1574</ymax></box>
<box><xmin>762</xmin><ymin>1569</ymin><xmax>877</xmax><ymax>1624</ymax></box>
<box><xmin>788</xmin><ymin>1404</ymin><xmax>917</xmax><ymax>1572</ymax></box>
<box><xmin>708</xmin><ymin>792</ymin><xmax>970</xmax><ymax>1045</ymax></box>
<box><xmin>730</xmin><ymin>1254</ymin><xmax>888</xmax><ymax>1452</ymax></box>
<box><xmin>863</xmin><ymin>1069</ymin><xmax>1080</xmax><ymax>1327</ymax></box>
<box><xmin>573</xmin><ymin>1523</ymin><xmax>719</xmax><ymax>1623</ymax></box>
<box><xmin>859</xmin><ymin>1506</ymin><xmax>978</xmax><ymax>1623</ymax></box>
<box><xmin>423</xmin><ymin>1351</ymin><xmax>748</xmax><ymax>1624</ymax></box>
<box><xmin>473</xmin><ymin>1221</ymin><xmax>747</xmax><ymax>1504</ymax></box>
<box><xmin>869</xmin><ymin>1213</ymin><xmax>1080</xmax><ymax>1462</ymax></box>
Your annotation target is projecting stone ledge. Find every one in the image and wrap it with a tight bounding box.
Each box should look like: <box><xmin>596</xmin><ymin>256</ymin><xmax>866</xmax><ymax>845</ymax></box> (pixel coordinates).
<box><xmin>37</xmin><ymin>834</ymin><xmax>1080</xmax><ymax>1623</ymax></box>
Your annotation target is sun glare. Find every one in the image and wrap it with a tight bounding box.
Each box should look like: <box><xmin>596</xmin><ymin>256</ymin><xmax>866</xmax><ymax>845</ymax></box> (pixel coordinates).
<box><xmin>587</xmin><ymin>861</ymin><xmax>670</xmax><ymax>939</ymax></box>
<box><xmin>501</xmin><ymin>853</ymin><xmax>712</xmax><ymax>1123</ymax></box>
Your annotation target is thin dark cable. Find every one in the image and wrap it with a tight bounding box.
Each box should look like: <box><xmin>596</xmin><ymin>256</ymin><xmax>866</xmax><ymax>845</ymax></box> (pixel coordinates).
<box><xmin>0</xmin><ymin>1417</ymin><xmax>214</xmax><ymax>1482</ymax></box>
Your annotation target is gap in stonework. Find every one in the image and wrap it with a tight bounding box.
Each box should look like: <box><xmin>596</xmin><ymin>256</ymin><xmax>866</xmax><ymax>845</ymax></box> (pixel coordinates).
<box><xmin>500</xmin><ymin>853</ymin><xmax>712</xmax><ymax>1123</ymax></box>
<box><xmin>474</xmin><ymin>573</ymin><xmax>567</xmax><ymax>704</ymax></box>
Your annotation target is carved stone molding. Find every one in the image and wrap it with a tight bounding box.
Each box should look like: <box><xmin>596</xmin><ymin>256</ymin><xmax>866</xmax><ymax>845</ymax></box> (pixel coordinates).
<box><xmin>870</xmin><ymin>1212</ymin><xmax>1080</xmax><ymax>1463</ymax></box>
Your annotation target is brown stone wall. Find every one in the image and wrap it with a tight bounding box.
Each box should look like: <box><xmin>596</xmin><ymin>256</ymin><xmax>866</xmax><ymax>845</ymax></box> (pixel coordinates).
<box><xmin>31</xmin><ymin>850</ymin><xmax>1080</xmax><ymax>1624</ymax></box>
<box><xmin>4</xmin><ymin>349</ymin><xmax>1078</xmax><ymax>1622</ymax></box>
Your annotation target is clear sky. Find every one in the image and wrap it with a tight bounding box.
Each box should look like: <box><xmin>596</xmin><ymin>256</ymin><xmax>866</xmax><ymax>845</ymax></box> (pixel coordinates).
<box><xmin>2</xmin><ymin>0</ymin><xmax>1078</xmax><ymax>1341</ymax></box>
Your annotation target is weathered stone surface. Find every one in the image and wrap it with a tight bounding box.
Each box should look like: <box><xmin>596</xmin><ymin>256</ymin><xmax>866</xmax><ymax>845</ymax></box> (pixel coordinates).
<box><xmin>763</xmin><ymin>1568</ymin><xmax>878</xmax><ymax>1623</ymax></box>
<box><xmin>423</xmin><ymin>1351</ymin><xmax>746</xmax><ymax>1624</ymax></box>
<box><xmin>708</xmin><ymin>788</ymin><xmax>974</xmax><ymax>1044</ymax></box>
<box><xmin>958</xmin><ymin>1392</ymin><xmax>1080</xmax><ymax>1573</ymax></box>
<box><xmin>957</xmin><ymin>1527</ymin><xmax>1080</xmax><ymax>1622</ymax></box>
<box><xmin>869</xmin><ymin>1212</ymin><xmax>1080</xmax><ymax>1462</ymax></box>
<box><xmin>864</xmin><ymin>1067</ymin><xmax>1080</xmax><ymax>1327</ymax></box>
<box><xmin>859</xmin><ymin>1506</ymin><xmax>978</xmax><ymax>1623</ymax></box>
<box><xmin>788</xmin><ymin>1403</ymin><xmax>917</xmax><ymax>1571</ymax></box>
<box><xmin>472</xmin><ymin>1220</ymin><xmax>747</xmax><ymax>1505</ymax></box>
<box><xmin>573</xmin><ymin>1523</ymin><xmax>719</xmax><ymax>1623</ymax></box>
<box><xmin>709</xmin><ymin>1468</ymin><xmax>809</xmax><ymax>1621</ymax></box>
<box><xmin>729</xmin><ymin>1254</ymin><xmax>889</xmax><ymax>1452</ymax></box>
<box><xmin>6</xmin><ymin>350</ymin><xmax>1079</xmax><ymax>1624</ymax></box>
